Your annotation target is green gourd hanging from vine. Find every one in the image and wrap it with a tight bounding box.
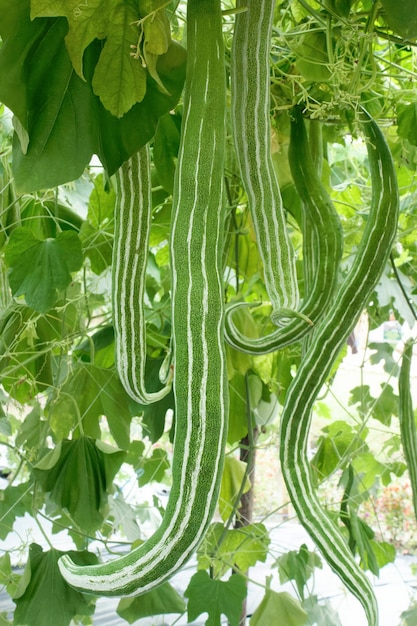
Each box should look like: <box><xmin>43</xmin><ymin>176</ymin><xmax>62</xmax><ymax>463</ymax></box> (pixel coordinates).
<box><xmin>58</xmin><ymin>0</ymin><xmax>228</xmax><ymax>595</ymax></box>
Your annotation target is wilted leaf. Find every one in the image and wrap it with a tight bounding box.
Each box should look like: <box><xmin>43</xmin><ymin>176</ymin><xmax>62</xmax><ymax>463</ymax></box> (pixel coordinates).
<box><xmin>184</xmin><ymin>570</ymin><xmax>247</xmax><ymax>626</ymax></box>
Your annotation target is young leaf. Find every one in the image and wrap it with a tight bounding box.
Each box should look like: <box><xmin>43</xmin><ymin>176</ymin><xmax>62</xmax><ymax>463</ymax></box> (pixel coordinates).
<box><xmin>5</xmin><ymin>228</ymin><xmax>83</xmax><ymax>313</ymax></box>
<box><xmin>116</xmin><ymin>581</ymin><xmax>186</xmax><ymax>622</ymax></box>
<box><xmin>13</xmin><ymin>544</ymin><xmax>97</xmax><ymax>626</ymax></box>
<box><xmin>184</xmin><ymin>570</ymin><xmax>247</xmax><ymax>626</ymax></box>
<box><xmin>250</xmin><ymin>589</ymin><xmax>307</xmax><ymax>626</ymax></box>
<box><xmin>198</xmin><ymin>522</ymin><xmax>270</xmax><ymax>578</ymax></box>
<box><xmin>275</xmin><ymin>544</ymin><xmax>322</xmax><ymax>600</ymax></box>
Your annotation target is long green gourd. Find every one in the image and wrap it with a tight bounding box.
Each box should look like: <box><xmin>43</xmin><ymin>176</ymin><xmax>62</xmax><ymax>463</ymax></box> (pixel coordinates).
<box><xmin>230</xmin><ymin>0</ymin><xmax>300</xmax><ymax>325</ymax></box>
<box><xmin>58</xmin><ymin>0</ymin><xmax>227</xmax><ymax>595</ymax></box>
<box><xmin>399</xmin><ymin>339</ymin><xmax>417</xmax><ymax>518</ymax></box>
<box><xmin>113</xmin><ymin>146</ymin><xmax>171</xmax><ymax>404</ymax></box>
<box><xmin>225</xmin><ymin>106</ymin><xmax>343</xmax><ymax>354</ymax></box>
<box><xmin>280</xmin><ymin>110</ymin><xmax>399</xmax><ymax>626</ymax></box>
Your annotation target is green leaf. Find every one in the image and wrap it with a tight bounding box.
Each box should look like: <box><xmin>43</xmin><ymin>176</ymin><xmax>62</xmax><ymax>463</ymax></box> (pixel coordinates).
<box><xmin>80</xmin><ymin>174</ymin><xmax>115</xmax><ymax>274</ymax></box>
<box><xmin>275</xmin><ymin>545</ymin><xmax>322</xmax><ymax>600</ymax></box>
<box><xmin>137</xmin><ymin>356</ymin><xmax>175</xmax><ymax>443</ymax></box>
<box><xmin>92</xmin><ymin>3</ymin><xmax>147</xmax><ymax>117</ymax></box>
<box><xmin>0</xmin><ymin>552</ymin><xmax>21</xmax><ymax>597</ymax></box>
<box><xmin>293</xmin><ymin>31</ymin><xmax>331</xmax><ymax>83</ymax></box>
<box><xmin>401</xmin><ymin>602</ymin><xmax>417</xmax><ymax>626</ymax></box>
<box><xmin>228</xmin><ymin>374</ymin><xmax>249</xmax><ymax>445</ymax></box>
<box><xmin>153</xmin><ymin>113</ymin><xmax>181</xmax><ymax>193</ymax></box>
<box><xmin>303</xmin><ymin>595</ymin><xmax>342</xmax><ymax>625</ymax></box>
<box><xmin>311</xmin><ymin>421</ymin><xmax>363</xmax><ymax>481</ymax></box>
<box><xmin>379</xmin><ymin>0</ymin><xmax>417</xmax><ymax>40</ymax></box>
<box><xmin>0</xmin><ymin>482</ymin><xmax>33</xmax><ymax>540</ymax></box>
<box><xmin>198</xmin><ymin>522</ymin><xmax>270</xmax><ymax>578</ymax></box>
<box><xmin>47</xmin><ymin>363</ymin><xmax>134</xmax><ymax>449</ymax></box>
<box><xmin>184</xmin><ymin>570</ymin><xmax>247</xmax><ymax>626</ymax></box>
<box><xmin>116</xmin><ymin>581</ymin><xmax>186</xmax><ymax>623</ymax></box>
<box><xmin>398</xmin><ymin>103</ymin><xmax>417</xmax><ymax>146</ymax></box>
<box><xmin>219</xmin><ymin>456</ymin><xmax>251</xmax><ymax>522</ymax></box>
<box><xmin>14</xmin><ymin>544</ymin><xmax>97</xmax><ymax>626</ymax></box>
<box><xmin>33</xmin><ymin>436</ymin><xmax>125</xmax><ymax>532</ymax></box>
<box><xmin>137</xmin><ymin>448</ymin><xmax>170</xmax><ymax>486</ymax></box>
<box><xmin>250</xmin><ymin>589</ymin><xmax>308</xmax><ymax>626</ymax></box>
<box><xmin>5</xmin><ymin>228</ymin><xmax>83</xmax><ymax>313</ymax></box>
<box><xmin>0</xmin><ymin>0</ymin><xmax>186</xmax><ymax>190</ymax></box>
<box><xmin>368</xmin><ymin>342</ymin><xmax>399</xmax><ymax>376</ymax></box>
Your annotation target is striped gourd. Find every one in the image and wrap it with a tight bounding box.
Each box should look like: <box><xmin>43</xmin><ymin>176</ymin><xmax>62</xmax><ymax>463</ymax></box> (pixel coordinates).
<box><xmin>113</xmin><ymin>146</ymin><xmax>172</xmax><ymax>405</ymax></box>
<box><xmin>280</xmin><ymin>110</ymin><xmax>399</xmax><ymax>626</ymax></box>
<box><xmin>399</xmin><ymin>339</ymin><xmax>417</xmax><ymax>518</ymax></box>
<box><xmin>58</xmin><ymin>0</ymin><xmax>227</xmax><ymax>595</ymax></box>
<box><xmin>230</xmin><ymin>0</ymin><xmax>300</xmax><ymax>326</ymax></box>
<box><xmin>225</xmin><ymin>106</ymin><xmax>343</xmax><ymax>354</ymax></box>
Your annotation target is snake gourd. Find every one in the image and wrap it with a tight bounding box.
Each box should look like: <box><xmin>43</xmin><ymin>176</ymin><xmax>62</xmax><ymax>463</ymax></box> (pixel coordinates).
<box><xmin>230</xmin><ymin>0</ymin><xmax>300</xmax><ymax>326</ymax></box>
<box><xmin>58</xmin><ymin>0</ymin><xmax>227</xmax><ymax>595</ymax></box>
<box><xmin>225</xmin><ymin>105</ymin><xmax>343</xmax><ymax>354</ymax></box>
<box><xmin>113</xmin><ymin>146</ymin><xmax>172</xmax><ymax>405</ymax></box>
<box><xmin>399</xmin><ymin>339</ymin><xmax>417</xmax><ymax>519</ymax></box>
<box><xmin>280</xmin><ymin>110</ymin><xmax>399</xmax><ymax>626</ymax></box>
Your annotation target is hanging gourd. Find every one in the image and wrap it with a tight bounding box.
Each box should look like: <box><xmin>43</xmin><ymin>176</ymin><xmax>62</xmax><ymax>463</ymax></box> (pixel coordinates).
<box><xmin>58</xmin><ymin>0</ymin><xmax>228</xmax><ymax>596</ymax></box>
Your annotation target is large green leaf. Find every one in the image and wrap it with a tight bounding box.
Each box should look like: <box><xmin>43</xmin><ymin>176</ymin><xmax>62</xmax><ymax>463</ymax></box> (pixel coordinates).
<box><xmin>47</xmin><ymin>363</ymin><xmax>134</xmax><ymax>449</ymax></box>
<box><xmin>0</xmin><ymin>0</ymin><xmax>186</xmax><ymax>190</ymax></box>
<box><xmin>116</xmin><ymin>581</ymin><xmax>186</xmax><ymax>623</ymax></box>
<box><xmin>33</xmin><ymin>436</ymin><xmax>125</xmax><ymax>532</ymax></box>
<box><xmin>13</xmin><ymin>544</ymin><xmax>97</xmax><ymax>626</ymax></box>
<box><xmin>5</xmin><ymin>228</ymin><xmax>83</xmax><ymax>313</ymax></box>
<box><xmin>250</xmin><ymin>589</ymin><xmax>307</xmax><ymax>626</ymax></box>
<box><xmin>379</xmin><ymin>0</ymin><xmax>417</xmax><ymax>40</ymax></box>
<box><xmin>184</xmin><ymin>570</ymin><xmax>247</xmax><ymax>626</ymax></box>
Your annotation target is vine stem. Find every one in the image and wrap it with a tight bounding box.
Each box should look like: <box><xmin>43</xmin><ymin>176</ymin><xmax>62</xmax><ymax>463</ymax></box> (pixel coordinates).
<box><xmin>389</xmin><ymin>253</ymin><xmax>417</xmax><ymax>322</ymax></box>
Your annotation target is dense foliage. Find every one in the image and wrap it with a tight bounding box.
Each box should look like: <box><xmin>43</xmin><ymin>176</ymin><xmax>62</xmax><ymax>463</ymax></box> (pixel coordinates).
<box><xmin>1</xmin><ymin>1</ymin><xmax>417</xmax><ymax>624</ymax></box>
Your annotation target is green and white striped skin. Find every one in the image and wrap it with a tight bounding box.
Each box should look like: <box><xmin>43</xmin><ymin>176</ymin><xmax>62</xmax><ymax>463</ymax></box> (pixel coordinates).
<box><xmin>280</xmin><ymin>111</ymin><xmax>399</xmax><ymax>626</ymax></box>
<box><xmin>399</xmin><ymin>339</ymin><xmax>417</xmax><ymax>518</ymax></box>
<box><xmin>224</xmin><ymin>107</ymin><xmax>343</xmax><ymax>354</ymax></box>
<box><xmin>230</xmin><ymin>0</ymin><xmax>299</xmax><ymax>326</ymax></box>
<box><xmin>58</xmin><ymin>0</ymin><xmax>228</xmax><ymax>596</ymax></box>
<box><xmin>113</xmin><ymin>146</ymin><xmax>171</xmax><ymax>405</ymax></box>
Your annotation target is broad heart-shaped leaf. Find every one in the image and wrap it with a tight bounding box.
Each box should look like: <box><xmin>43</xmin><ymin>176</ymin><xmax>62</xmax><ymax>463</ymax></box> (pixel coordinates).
<box><xmin>184</xmin><ymin>571</ymin><xmax>247</xmax><ymax>626</ymax></box>
<box><xmin>0</xmin><ymin>482</ymin><xmax>33</xmax><ymax>540</ymax></box>
<box><xmin>4</xmin><ymin>228</ymin><xmax>83</xmax><ymax>313</ymax></box>
<box><xmin>33</xmin><ymin>436</ymin><xmax>125</xmax><ymax>532</ymax></box>
<box><xmin>13</xmin><ymin>544</ymin><xmax>97</xmax><ymax>626</ymax></box>
<box><xmin>250</xmin><ymin>589</ymin><xmax>308</xmax><ymax>626</ymax></box>
<box><xmin>47</xmin><ymin>363</ymin><xmax>135</xmax><ymax>449</ymax></box>
<box><xmin>0</xmin><ymin>0</ymin><xmax>186</xmax><ymax>191</ymax></box>
<box><xmin>198</xmin><ymin>522</ymin><xmax>270</xmax><ymax>578</ymax></box>
<box><xmin>116</xmin><ymin>581</ymin><xmax>186</xmax><ymax>623</ymax></box>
